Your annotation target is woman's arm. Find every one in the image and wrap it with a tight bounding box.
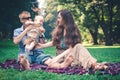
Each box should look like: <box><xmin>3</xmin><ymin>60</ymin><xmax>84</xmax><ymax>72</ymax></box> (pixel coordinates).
<box><xmin>37</xmin><ymin>41</ymin><xmax>53</xmax><ymax>48</ymax></box>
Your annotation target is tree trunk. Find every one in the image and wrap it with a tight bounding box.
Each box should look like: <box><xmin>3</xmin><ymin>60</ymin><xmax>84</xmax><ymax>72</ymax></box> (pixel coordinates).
<box><xmin>100</xmin><ymin>5</ymin><xmax>113</xmax><ymax>46</ymax></box>
<box><xmin>89</xmin><ymin>28</ymin><xmax>98</xmax><ymax>45</ymax></box>
<box><xmin>91</xmin><ymin>6</ymin><xmax>100</xmax><ymax>45</ymax></box>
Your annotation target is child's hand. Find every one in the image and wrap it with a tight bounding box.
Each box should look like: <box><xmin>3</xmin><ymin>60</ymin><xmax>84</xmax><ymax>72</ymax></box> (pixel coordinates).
<box><xmin>37</xmin><ymin>27</ymin><xmax>45</xmax><ymax>33</ymax></box>
<box><xmin>33</xmin><ymin>40</ymin><xmax>37</xmax><ymax>45</ymax></box>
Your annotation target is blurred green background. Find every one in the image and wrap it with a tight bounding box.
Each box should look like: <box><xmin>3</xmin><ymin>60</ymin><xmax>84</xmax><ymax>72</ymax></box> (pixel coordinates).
<box><xmin>0</xmin><ymin>0</ymin><xmax>120</xmax><ymax>46</ymax></box>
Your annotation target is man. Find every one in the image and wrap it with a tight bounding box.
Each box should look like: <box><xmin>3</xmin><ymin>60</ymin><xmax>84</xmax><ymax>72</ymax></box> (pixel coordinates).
<box><xmin>13</xmin><ymin>11</ymin><xmax>50</xmax><ymax>70</ymax></box>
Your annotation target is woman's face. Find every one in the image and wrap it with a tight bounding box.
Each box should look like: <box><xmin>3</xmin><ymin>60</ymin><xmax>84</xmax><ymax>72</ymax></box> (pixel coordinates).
<box><xmin>57</xmin><ymin>13</ymin><xmax>64</xmax><ymax>26</ymax></box>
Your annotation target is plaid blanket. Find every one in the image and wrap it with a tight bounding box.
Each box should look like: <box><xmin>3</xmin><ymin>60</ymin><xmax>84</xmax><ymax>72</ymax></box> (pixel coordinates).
<box><xmin>0</xmin><ymin>59</ymin><xmax>120</xmax><ymax>75</ymax></box>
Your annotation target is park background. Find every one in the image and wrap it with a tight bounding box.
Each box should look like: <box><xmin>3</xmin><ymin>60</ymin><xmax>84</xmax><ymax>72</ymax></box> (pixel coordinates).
<box><xmin>0</xmin><ymin>0</ymin><xmax>120</xmax><ymax>80</ymax></box>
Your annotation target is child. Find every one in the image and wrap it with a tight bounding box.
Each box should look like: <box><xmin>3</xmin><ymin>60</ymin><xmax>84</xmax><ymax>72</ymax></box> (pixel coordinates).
<box><xmin>24</xmin><ymin>15</ymin><xmax>46</xmax><ymax>54</ymax></box>
<box><xmin>19</xmin><ymin>15</ymin><xmax>45</xmax><ymax>70</ymax></box>
<box><xmin>34</xmin><ymin>15</ymin><xmax>45</xmax><ymax>34</ymax></box>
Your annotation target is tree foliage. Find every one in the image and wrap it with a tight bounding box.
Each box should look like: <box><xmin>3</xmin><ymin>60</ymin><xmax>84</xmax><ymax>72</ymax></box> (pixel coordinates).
<box><xmin>0</xmin><ymin>0</ymin><xmax>120</xmax><ymax>45</ymax></box>
<box><xmin>43</xmin><ymin>0</ymin><xmax>59</xmax><ymax>39</ymax></box>
<box><xmin>57</xmin><ymin>0</ymin><xmax>120</xmax><ymax>45</ymax></box>
<box><xmin>0</xmin><ymin>0</ymin><xmax>35</xmax><ymax>39</ymax></box>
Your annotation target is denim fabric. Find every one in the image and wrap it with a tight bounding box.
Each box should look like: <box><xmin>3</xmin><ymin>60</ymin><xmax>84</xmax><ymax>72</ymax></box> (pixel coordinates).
<box><xmin>13</xmin><ymin>26</ymin><xmax>50</xmax><ymax>65</ymax></box>
<box><xmin>36</xmin><ymin>54</ymin><xmax>51</xmax><ymax>65</ymax></box>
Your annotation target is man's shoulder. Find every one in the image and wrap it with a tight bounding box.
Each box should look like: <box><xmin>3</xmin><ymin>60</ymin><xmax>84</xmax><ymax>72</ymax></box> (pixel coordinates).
<box><xmin>14</xmin><ymin>26</ymin><xmax>23</xmax><ymax>32</ymax></box>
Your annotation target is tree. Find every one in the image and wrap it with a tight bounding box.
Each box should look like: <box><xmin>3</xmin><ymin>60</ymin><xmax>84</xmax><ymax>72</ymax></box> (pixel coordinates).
<box><xmin>43</xmin><ymin>0</ymin><xmax>59</xmax><ymax>39</ymax></box>
<box><xmin>0</xmin><ymin>0</ymin><xmax>35</xmax><ymax>39</ymax></box>
<box><xmin>57</xmin><ymin>0</ymin><xmax>120</xmax><ymax>45</ymax></box>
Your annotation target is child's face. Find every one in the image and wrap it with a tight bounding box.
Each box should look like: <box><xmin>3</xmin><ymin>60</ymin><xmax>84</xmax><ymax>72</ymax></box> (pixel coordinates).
<box><xmin>34</xmin><ymin>16</ymin><xmax>44</xmax><ymax>26</ymax></box>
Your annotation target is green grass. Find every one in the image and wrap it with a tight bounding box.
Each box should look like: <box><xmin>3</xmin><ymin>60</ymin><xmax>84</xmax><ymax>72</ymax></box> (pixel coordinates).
<box><xmin>0</xmin><ymin>40</ymin><xmax>120</xmax><ymax>80</ymax></box>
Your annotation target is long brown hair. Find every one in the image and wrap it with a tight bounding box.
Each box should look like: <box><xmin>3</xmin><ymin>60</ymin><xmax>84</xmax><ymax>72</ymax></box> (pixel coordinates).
<box><xmin>52</xmin><ymin>9</ymin><xmax>82</xmax><ymax>48</ymax></box>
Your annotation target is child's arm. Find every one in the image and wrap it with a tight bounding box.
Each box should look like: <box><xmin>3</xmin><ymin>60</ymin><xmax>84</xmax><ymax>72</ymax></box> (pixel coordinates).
<box><xmin>40</xmin><ymin>26</ymin><xmax>45</xmax><ymax>32</ymax></box>
<box><xmin>37</xmin><ymin>26</ymin><xmax>45</xmax><ymax>33</ymax></box>
<box><xmin>25</xmin><ymin>41</ymin><xmax>37</xmax><ymax>51</ymax></box>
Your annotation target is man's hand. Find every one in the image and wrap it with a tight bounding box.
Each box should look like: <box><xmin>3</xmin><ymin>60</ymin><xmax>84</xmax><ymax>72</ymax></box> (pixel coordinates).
<box><xmin>25</xmin><ymin>25</ymin><xmax>34</xmax><ymax>32</ymax></box>
<box><xmin>24</xmin><ymin>21</ymin><xmax>34</xmax><ymax>29</ymax></box>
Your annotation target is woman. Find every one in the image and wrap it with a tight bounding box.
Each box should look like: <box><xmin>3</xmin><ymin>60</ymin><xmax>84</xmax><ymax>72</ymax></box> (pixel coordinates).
<box><xmin>39</xmin><ymin>9</ymin><xmax>107</xmax><ymax>70</ymax></box>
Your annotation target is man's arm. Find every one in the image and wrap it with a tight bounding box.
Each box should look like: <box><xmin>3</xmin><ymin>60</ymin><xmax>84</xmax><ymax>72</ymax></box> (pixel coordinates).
<box><xmin>13</xmin><ymin>25</ymin><xmax>33</xmax><ymax>44</ymax></box>
<box><xmin>39</xmin><ymin>33</ymin><xmax>47</xmax><ymax>44</ymax></box>
<box><xmin>13</xmin><ymin>29</ymin><xmax>28</xmax><ymax>44</ymax></box>
<box><xmin>40</xmin><ymin>38</ymin><xmax>46</xmax><ymax>44</ymax></box>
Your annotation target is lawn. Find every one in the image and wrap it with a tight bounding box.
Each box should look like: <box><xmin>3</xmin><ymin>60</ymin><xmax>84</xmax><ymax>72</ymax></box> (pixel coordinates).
<box><xmin>0</xmin><ymin>40</ymin><xmax>120</xmax><ymax>80</ymax></box>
